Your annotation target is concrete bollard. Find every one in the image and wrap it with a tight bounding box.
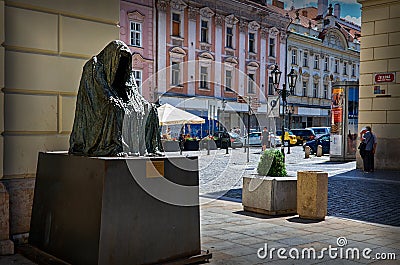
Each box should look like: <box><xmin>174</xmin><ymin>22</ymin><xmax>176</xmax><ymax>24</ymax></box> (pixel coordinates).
<box><xmin>304</xmin><ymin>146</ymin><xmax>310</xmax><ymax>158</ymax></box>
<box><xmin>297</xmin><ymin>171</ymin><xmax>328</xmax><ymax>220</ymax></box>
<box><xmin>316</xmin><ymin>145</ymin><xmax>322</xmax><ymax>157</ymax></box>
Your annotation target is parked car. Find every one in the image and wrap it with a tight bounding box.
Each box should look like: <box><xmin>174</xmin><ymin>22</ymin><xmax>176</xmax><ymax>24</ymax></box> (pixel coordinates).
<box><xmin>291</xmin><ymin>128</ymin><xmax>316</xmax><ymax>145</ymax></box>
<box><xmin>303</xmin><ymin>133</ymin><xmax>330</xmax><ymax>154</ymax></box>
<box><xmin>306</xmin><ymin>127</ymin><xmax>330</xmax><ymax>138</ymax></box>
<box><xmin>241</xmin><ymin>132</ymin><xmax>282</xmax><ymax>147</ymax></box>
<box><xmin>242</xmin><ymin>132</ymin><xmax>262</xmax><ymax>146</ymax></box>
<box><xmin>228</xmin><ymin>132</ymin><xmax>243</xmax><ymax>148</ymax></box>
<box><xmin>276</xmin><ymin>130</ymin><xmax>297</xmax><ymax>146</ymax></box>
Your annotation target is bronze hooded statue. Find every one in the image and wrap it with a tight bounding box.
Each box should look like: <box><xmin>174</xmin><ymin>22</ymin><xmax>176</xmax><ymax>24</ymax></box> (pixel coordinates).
<box><xmin>69</xmin><ymin>40</ymin><xmax>163</xmax><ymax>156</ymax></box>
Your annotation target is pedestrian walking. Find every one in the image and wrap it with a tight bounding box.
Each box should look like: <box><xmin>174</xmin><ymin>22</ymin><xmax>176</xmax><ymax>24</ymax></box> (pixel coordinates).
<box><xmin>361</xmin><ymin>126</ymin><xmax>377</xmax><ymax>172</ymax></box>
<box><xmin>261</xmin><ymin>127</ymin><xmax>269</xmax><ymax>151</ymax></box>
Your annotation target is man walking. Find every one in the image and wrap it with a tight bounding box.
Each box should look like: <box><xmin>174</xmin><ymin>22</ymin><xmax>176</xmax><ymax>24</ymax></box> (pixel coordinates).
<box><xmin>261</xmin><ymin>127</ymin><xmax>269</xmax><ymax>151</ymax></box>
<box><xmin>362</xmin><ymin>126</ymin><xmax>377</xmax><ymax>172</ymax></box>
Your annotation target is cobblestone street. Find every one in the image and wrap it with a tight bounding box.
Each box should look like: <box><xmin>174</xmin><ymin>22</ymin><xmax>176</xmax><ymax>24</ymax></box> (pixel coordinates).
<box><xmin>170</xmin><ymin>145</ymin><xmax>400</xmax><ymax>227</ymax></box>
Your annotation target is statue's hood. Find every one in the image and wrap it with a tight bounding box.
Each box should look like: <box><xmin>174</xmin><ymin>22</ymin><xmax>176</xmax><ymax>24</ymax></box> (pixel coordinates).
<box><xmin>96</xmin><ymin>40</ymin><xmax>132</xmax><ymax>87</ymax></box>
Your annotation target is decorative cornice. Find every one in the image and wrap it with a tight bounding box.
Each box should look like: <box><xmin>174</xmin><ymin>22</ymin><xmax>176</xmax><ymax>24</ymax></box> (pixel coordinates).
<box><xmin>215</xmin><ymin>14</ymin><xmax>224</xmax><ymax>27</ymax></box>
<box><xmin>199</xmin><ymin>6</ymin><xmax>215</xmax><ymax>18</ymax></box>
<box><xmin>127</xmin><ymin>11</ymin><xmax>145</xmax><ymax>22</ymax></box>
<box><xmin>170</xmin><ymin>0</ymin><xmax>187</xmax><ymax>11</ymax></box>
<box><xmin>156</xmin><ymin>0</ymin><xmax>168</xmax><ymax>12</ymax></box>
<box><xmin>239</xmin><ymin>20</ymin><xmax>248</xmax><ymax>33</ymax></box>
<box><xmin>280</xmin><ymin>32</ymin><xmax>287</xmax><ymax>42</ymax></box>
<box><xmin>188</xmin><ymin>6</ymin><xmax>198</xmax><ymax>20</ymax></box>
<box><xmin>248</xmin><ymin>21</ymin><xmax>260</xmax><ymax>32</ymax></box>
<box><xmin>260</xmin><ymin>27</ymin><xmax>268</xmax><ymax>39</ymax></box>
<box><xmin>225</xmin><ymin>14</ymin><xmax>238</xmax><ymax>26</ymax></box>
<box><xmin>269</xmin><ymin>27</ymin><xmax>279</xmax><ymax>37</ymax></box>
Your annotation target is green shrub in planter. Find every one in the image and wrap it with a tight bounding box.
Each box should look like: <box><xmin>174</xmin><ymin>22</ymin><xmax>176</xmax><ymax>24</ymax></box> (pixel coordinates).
<box><xmin>257</xmin><ymin>149</ymin><xmax>287</xmax><ymax>177</ymax></box>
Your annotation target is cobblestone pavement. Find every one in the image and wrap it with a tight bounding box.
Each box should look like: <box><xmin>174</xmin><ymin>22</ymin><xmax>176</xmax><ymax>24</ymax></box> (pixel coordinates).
<box><xmin>175</xmin><ymin>146</ymin><xmax>400</xmax><ymax>227</ymax></box>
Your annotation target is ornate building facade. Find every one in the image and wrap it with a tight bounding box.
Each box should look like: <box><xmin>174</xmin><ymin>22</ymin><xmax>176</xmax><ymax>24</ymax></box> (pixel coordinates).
<box><xmin>155</xmin><ymin>0</ymin><xmax>290</xmax><ymax>136</ymax></box>
<box><xmin>271</xmin><ymin>1</ymin><xmax>361</xmax><ymax>128</ymax></box>
<box><xmin>120</xmin><ymin>0</ymin><xmax>156</xmax><ymax>102</ymax></box>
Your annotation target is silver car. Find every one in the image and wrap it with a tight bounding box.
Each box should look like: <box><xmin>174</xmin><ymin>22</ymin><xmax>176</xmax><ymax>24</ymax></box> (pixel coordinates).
<box><xmin>242</xmin><ymin>132</ymin><xmax>281</xmax><ymax>147</ymax></box>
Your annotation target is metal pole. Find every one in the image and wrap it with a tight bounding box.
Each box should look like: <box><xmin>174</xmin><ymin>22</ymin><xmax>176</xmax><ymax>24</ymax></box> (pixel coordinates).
<box><xmin>287</xmin><ymin>108</ymin><xmax>291</xmax><ymax>154</ymax></box>
<box><xmin>247</xmin><ymin>97</ymin><xmax>250</xmax><ymax>163</ymax></box>
<box><xmin>281</xmin><ymin>85</ymin><xmax>286</xmax><ymax>162</ymax></box>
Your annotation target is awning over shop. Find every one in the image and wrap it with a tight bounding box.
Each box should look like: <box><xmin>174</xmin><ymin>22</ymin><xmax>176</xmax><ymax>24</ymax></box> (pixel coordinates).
<box><xmin>157</xmin><ymin>103</ymin><xmax>205</xmax><ymax>125</ymax></box>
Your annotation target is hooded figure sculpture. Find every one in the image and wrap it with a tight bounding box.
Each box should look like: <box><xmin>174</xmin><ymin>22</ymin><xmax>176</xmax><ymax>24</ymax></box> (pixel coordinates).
<box><xmin>69</xmin><ymin>40</ymin><xmax>163</xmax><ymax>156</ymax></box>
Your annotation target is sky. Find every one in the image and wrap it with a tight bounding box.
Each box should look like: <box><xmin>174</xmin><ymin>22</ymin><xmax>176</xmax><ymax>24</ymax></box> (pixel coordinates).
<box><xmin>268</xmin><ymin>0</ymin><xmax>361</xmax><ymax>26</ymax></box>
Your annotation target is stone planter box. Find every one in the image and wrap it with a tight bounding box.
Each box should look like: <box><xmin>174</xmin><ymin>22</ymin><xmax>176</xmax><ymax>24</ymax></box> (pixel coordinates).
<box><xmin>184</xmin><ymin>140</ymin><xmax>200</xmax><ymax>151</ymax></box>
<box><xmin>297</xmin><ymin>170</ymin><xmax>328</xmax><ymax>220</ymax></box>
<box><xmin>162</xmin><ymin>140</ymin><xmax>180</xmax><ymax>152</ymax></box>
<box><xmin>242</xmin><ymin>175</ymin><xmax>297</xmax><ymax>215</ymax></box>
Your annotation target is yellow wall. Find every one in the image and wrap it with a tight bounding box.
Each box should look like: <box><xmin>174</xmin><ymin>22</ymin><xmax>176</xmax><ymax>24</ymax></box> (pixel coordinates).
<box><xmin>358</xmin><ymin>0</ymin><xmax>400</xmax><ymax>169</ymax></box>
<box><xmin>1</xmin><ymin>0</ymin><xmax>119</xmax><ymax>236</ymax></box>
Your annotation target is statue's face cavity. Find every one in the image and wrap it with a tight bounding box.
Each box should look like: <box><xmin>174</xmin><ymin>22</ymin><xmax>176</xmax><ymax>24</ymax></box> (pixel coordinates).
<box><xmin>113</xmin><ymin>54</ymin><xmax>130</xmax><ymax>101</ymax></box>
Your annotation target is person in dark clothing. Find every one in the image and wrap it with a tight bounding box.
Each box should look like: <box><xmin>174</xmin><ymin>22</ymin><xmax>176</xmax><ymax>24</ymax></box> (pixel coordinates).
<box><xmin>261</xmin><ymin>127</ymin><xmax>269</xmax><ymax>151</ymax></box>
<box><xmin>362</xmin><ymin>126</ymin><xmax>377</xmax><ymax>172</ymax></box>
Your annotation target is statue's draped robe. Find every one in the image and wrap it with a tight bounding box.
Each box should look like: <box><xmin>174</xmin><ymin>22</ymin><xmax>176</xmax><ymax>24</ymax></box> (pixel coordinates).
<box><xmin>69</xmin><ymin>40</ymin><xmax>162</xmax><ymax>156</ymax></box>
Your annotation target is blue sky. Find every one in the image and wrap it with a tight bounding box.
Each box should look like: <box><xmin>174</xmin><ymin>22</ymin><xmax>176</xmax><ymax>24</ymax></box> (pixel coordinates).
<box><xmin>269</xmin><ymin>0</ymin><xmax>361</xmax><ymax>25</ymax></box>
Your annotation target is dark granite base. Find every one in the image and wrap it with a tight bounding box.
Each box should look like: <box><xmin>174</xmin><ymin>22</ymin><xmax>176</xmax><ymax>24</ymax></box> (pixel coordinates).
<box><xmin>29</xmin><ymin>152</ymin><xmax>201</xmax><ymax>265</ymax></box>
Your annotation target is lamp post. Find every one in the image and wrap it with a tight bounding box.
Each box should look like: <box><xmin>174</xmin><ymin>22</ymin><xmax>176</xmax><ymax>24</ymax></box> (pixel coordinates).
<box><xmin>271</xmin><ymin>65</ymin><xmax>297</xmax><ymax>160</ymax></box>
<box><xmin>286</xmin><ymin>104</ymin><xmax>295</xmax><ymax>154</ymax></box>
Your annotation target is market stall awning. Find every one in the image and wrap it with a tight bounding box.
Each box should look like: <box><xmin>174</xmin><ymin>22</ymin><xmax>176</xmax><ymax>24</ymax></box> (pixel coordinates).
<box><xmin>157</xmin><ymin>103</ymin><xmax>205</xmax><ymax>125</ymax></box>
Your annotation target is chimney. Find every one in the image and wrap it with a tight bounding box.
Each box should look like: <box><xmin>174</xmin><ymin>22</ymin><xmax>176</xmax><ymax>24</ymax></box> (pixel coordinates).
<box><xmin>272</xmin><ymin>0</ymin><xmax>284</xmax><ymax>9</ymax></box>
<box><xmin>302</xmin><ymin>10</ymin><xmax>308</xmax><ymax>17</ymax></box>
<box><xmin>317</xmin><ymin>0</ymin><xmax>328</xmax><ymax>17</ymax></box>
<box><xmin>334</xmin><ymin>3</ymin><xmax>341</xmax><ymax>18</ymax></box>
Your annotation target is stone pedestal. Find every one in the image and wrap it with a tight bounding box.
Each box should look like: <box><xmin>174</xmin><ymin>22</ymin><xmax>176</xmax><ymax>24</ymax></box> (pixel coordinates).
<box><xmin>29</xmin><ymin>152</ymin><xmax>201</xmax><ymax>265</ymax></box>
<box><xmin>0</xmin><ymin>183</ymin><xmax>14</xmax><ymax>255</ymax></box>
<box><xmin>297</xmin><ymin>171</ymin><xmax>328</xmax><ymax>220</ymax></box>
<box><xmin>242</xmin><ymin>176</ymin><xmax>297</xmax><ymax>215</ymax></box>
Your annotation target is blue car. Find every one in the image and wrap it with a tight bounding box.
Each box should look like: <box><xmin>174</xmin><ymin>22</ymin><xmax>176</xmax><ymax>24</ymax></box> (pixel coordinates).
<box><xmin>303</xmin><ymin>134</ymin><xmax>330</xmax><ymax>154</ymax></box>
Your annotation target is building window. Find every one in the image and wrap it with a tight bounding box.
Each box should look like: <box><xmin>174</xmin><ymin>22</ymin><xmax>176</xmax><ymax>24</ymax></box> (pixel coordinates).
<box><xmin>130</xmin><ymin>21</ymin><xmax>142</xmax><ymax>47</ymax></box>
<box><xmin>324</xmin><ymin>57</ymin><xmax>329</xmax><ymax>71</ymax></box>
<box><xmin>303</xmin><ymin>52</ymin><xmax>308</xmax><ymax>67</ymax></box>
<box><xmin>225</xmin><ymin>70</ymin><xmax>233</xmax><ymax>92</ymax></box>
<box><xmin>133</xmin><ymin>70</ymin><xmax>142</xmax><ymax>94</ymax></box>
<box><xmin>302</xmin><ymin>81</ymin><xmax>307</xmax><ymax>97</ymax></box>
<box><xmin>269</xmin><ymin>38</ymin><xmax>275</xmax><ymax>57</ymax></box>
<box><xmin>201</xmin><ymin>20</ymin><xmax>208</xmax><ymax>43</ymax></box>
<box><xmin>343</xmin><ymin>62</ymin><xmax>347</xmax><ymax>75</ymax></box>
<box><xmin>334</xmin><ymin>59</ymin><xmax>339</xmax><ymax>73</ymax></box>
<box><xmin>171</xmin><ymin>62</ymin><xmax>180</xmax><ymax>86</ymax></box>
<box><xmin>172</xmin><ymin>13</ymin><xmax>181</xmax><ymax>37</ymax></box>
<box><xmin>226</xmin><ymin>26</ymin><xmax>233</xmax><ymax>48</ymax></box>
<box><xmin>247</xmin><ymin>73</ymin><xmax>255</xmax><ymax>94</ymax></box>
<box><xmin>323</xmin><ymin>84</ymin><xmax>328</xmax><ymax>99</ymax></box>
<box><xmin>248</xmin><ymin>33</ymin><xmax>255</xmax><ymax>53</ymax></box>
<box><xmin>200</xmin><ymin>66</ymin><xmax>209</xmax><ymax>89</ymax></box>
<box><xmin>313</xmin><ymin>82</ymin><xmax>319</xmax><ymax>98</ymax></box>
<box><xmin>352</xmin><ymin>64</ymin><xmax>356</xmax><ymax>76</ymax></box>
<box><xmin>268</xmin><ymin>77</ymin><xmax>274</xmax><ymax>95</ymax></box>
<box><xmin>291</xmin><ymin>49</ymin><xmax>298</xmax><ymax>65</ymax></box>
<box><xmin>314</xmin><ymin>55</ymin><xmax>320</xmax><ymax>69</ymax></box>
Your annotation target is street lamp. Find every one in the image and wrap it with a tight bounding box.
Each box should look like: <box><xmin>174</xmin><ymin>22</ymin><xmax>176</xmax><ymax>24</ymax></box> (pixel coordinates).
<box><xmin>270</xmin><ymin>65</ymin><xmax>297</xmax><ymax>159</ymax></box>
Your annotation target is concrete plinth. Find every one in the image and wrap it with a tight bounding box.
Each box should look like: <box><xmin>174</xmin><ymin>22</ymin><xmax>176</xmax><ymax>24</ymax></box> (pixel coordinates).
<box><xmin>0</xmin><ymin>183</ymin><xmax>14</xmax><ymax>255</ymax></box>
<box><xmin>29</xmin><ymin>152</ymin><xmax>201</xmax><ymax>265</ymax></box>
<box><xmin>242</xmin><ymin>176</ymin><xmax>297</xmax><ymax>215</ymax></box>
<box><xmin>297</xmin><ymin>171</ymin><xmax>328</xmax><ymax>220</ymax></box>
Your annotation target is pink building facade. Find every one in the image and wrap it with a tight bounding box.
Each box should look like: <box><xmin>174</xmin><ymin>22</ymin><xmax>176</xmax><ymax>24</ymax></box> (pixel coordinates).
<box><xmin>120</xmin><ymin>0</ymin><xmax>156</xmax><ymax>102</ymax></box>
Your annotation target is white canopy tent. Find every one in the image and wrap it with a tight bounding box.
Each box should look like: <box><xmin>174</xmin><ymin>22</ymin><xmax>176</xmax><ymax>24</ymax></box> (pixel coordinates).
<box><xmin>157</xmin><ymin>103</ymin><xmax>205</xmax><ymax>126</ymax></box>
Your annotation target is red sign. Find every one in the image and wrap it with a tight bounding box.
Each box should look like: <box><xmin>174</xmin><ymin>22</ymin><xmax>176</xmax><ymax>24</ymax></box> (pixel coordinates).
<box><xmin>375</xmin><ymin>73</ymin><xmax>395</xmax><ymax>83</ymax></box>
